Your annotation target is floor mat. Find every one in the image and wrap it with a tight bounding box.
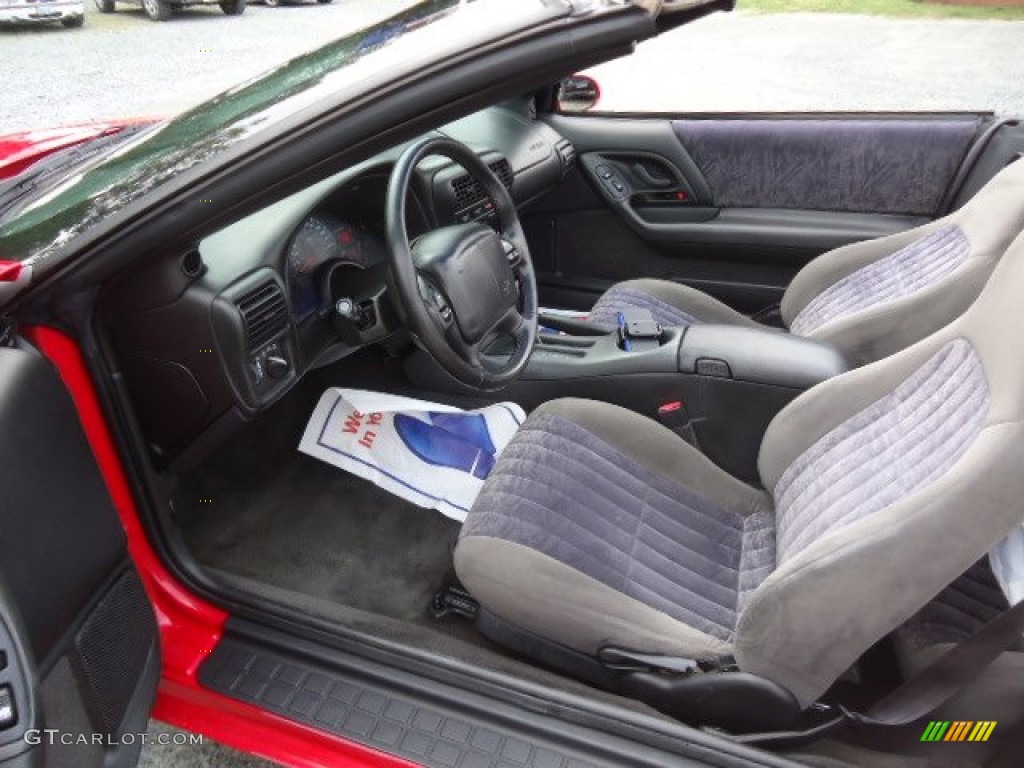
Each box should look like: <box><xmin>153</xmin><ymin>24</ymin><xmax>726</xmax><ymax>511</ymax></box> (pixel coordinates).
<box><xmin>184</xmin><ymin>453</ymin><xmax>461</xmax><ymax>624</ymax></box>
<box><xmin>178</xmin><ymin>374</ymin><xmax>473</xmax><ymax>629</ymax></box>
<box><xmin>177</xmin><ymin>351</ymin><xmax>532</xmax><ymax>650</ymax></box>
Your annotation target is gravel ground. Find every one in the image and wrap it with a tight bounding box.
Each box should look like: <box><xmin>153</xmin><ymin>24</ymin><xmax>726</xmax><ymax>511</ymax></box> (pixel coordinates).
<box><xmin>5</xmin><ymin>5</ymin><xmax>1022</xmax><ymax>767</ymax></box>
<box><xmin>0</xmin><ymin>0</ymin><xmax>414</xmax><ymax>133</ymax></box>
<box><xmin>2</xmin><ymin>5</ymin><xmax>1023</xmax><ymax>134</ymax></box>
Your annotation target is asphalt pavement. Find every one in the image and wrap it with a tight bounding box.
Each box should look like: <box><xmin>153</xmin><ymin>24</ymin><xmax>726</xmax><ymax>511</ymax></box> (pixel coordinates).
<box><xmin>584</xmin><ymin>10</ymin><xmax>1024</xmax><ymax>116</ymax></box>
<box><xmin>4</xmin><ymin>3</ymin><xmax>1023</xmax><ymax>767</ymax></box>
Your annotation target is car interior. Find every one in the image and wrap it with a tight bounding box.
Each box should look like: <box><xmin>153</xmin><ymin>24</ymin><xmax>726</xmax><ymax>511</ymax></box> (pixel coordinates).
<box><xmin>77</xmin><ymin>81</ymin><xmax>1024</xmax><ymax>766</ymax></box>
<box><xmin>0</xmin><ymin>0</ymin><xmax>974</xmax><ymax>752</ymax></box>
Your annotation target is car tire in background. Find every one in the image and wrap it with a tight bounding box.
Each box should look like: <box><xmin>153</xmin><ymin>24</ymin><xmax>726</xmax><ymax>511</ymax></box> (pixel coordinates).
<box><xmin>94</xmin><ymin>0</ymin><xmax>114</xmax><ymax>11</ymax></box>
<box><xmin>61</xmin><ymin>14</ymin><xmax>85</xmax><ymax>26</ymax></box>
<box><xmin>142</xmin><ymin>0</ymin><xmax>171</xmax><ymax>20</ymax></box>
<box><xmin>264</xmin><ymin>0</ymin><xmax>280</xmax><ymax>6</ymax></box>
<box><xmin>220</xmin><ymin>0</ymin><xmax>245</xmax><ymax>14</ymax></box>
<box><xmin>316</xmin><ymin>0</ymin><xmax>332</xmax><ymax>4</ymax></box>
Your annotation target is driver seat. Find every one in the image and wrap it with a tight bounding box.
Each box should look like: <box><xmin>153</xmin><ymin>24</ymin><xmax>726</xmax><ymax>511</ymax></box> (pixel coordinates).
<box><xmin>588</xmin><ymin>158</ymin><xmax>1024</xmax><ymax>365</ymax></box>
<box><xmin>454</xmin><ymin>227</ymin><xmax>1024</xmax><ymax>725</ymax></box>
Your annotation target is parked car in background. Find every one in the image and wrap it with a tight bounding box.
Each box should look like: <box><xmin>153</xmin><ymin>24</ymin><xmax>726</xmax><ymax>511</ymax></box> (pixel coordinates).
<box><xmin>94</xmin><ymin>0</ymin><xmax>244</xmax><ymax>21</ymax></box>
<box><xmin>0</xmin><ymin>0</ymin><xmax>84</xmax><ymax>27</ymax></box>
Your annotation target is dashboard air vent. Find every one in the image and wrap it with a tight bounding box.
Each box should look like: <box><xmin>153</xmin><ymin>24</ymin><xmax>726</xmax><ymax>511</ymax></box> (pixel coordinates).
<box><xmin>180</xmin><ymin>249</ymin><xmax>205</xmax><ymax>279</ymax></box>
<box><xmin>236</xmin><ymin>281</ymin><xmax>288</xmax><ymax>350</ymax></box>
<box><xmin>451</xmin><ymin>158</ymin><xmax>514</xmax><ymax>211</ymax></box>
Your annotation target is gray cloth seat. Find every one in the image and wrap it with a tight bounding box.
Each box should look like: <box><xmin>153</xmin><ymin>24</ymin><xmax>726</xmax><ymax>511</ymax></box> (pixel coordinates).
<box><xmin>455</xmin><ymin>228</ymin><xmax>1024</xmax><ymax>709</ymax></box>
<box><xmin>588</xmin><ymin>158</ymin><xmax>1024</xmax><ymax>365</ymax></box>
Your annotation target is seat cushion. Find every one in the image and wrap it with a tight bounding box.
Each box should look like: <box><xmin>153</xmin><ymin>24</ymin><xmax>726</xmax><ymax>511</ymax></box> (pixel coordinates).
<box><xmin>456</xmin><ymin>399</ymin><xmax>774</xmax><ymax>658</ymax></box>
<box><xmin>587</xmin><ymin>278</ymin><xmax>760</xmax><ymax>330</ymax></box>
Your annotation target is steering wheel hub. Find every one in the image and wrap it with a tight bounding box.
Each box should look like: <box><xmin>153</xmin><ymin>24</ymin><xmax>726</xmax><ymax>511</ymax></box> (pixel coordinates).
<box><xmin>414</xmin><ymin>223</ymin><xmax>518</xmax><ymax>344</ymax></box>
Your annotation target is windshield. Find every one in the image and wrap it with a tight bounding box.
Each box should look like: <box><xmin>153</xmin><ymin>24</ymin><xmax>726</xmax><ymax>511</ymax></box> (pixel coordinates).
<box><xmin>0</xmin><ymin>0</ymin><xmax>573</xmax><ymax>270</ymax></box>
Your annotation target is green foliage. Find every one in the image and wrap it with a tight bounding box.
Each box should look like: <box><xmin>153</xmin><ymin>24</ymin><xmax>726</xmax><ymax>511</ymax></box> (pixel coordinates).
<box><xmin>740</xmin><ymin>0</ymin><xmax>1024</xmax><ymax>21</ymax></box>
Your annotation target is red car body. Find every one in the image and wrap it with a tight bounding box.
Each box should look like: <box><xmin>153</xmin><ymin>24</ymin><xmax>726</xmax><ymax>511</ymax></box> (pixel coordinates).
<box><xmin>0</xmin><ymin>119</ymin><xmax>157</xmax><ymax>181</ymax></box>
<box><xmin>24</xmin><ymin>326</ymin><xmax>410</xmax><ymax>768</ymax></box>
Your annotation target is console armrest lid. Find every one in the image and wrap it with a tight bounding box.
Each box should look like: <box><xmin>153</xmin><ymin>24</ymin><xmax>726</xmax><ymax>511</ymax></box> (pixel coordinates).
<box><xmin>678</xmin><ymin>325</ymin><xmax>849</xmax><ymax>389</ymax></box>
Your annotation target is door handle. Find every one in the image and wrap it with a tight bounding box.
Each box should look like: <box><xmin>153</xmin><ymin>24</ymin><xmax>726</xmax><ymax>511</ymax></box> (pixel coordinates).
<box><xmin>632</xmin><ymin>162</ymin><xmax>673</xmax><ymax>189</ymax></box>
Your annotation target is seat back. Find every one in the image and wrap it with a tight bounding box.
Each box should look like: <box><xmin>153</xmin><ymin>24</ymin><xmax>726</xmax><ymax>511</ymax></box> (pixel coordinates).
<box><xmin>740</xmin><ymin>228</ymin><xmax>1024</xmax><ymax>707</ymax></box>
<box><xmin>781</xmin><ymin>158</ymin><xmax>1024</xmax><ymax>365</ymax></box>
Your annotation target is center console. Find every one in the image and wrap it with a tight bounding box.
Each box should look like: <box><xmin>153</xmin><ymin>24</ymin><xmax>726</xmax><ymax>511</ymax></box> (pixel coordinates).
<box><xmin>406</xmin><ymin>318</ymin><xmax>849</xmax><ymax>482</ymax></box>
<box><xmin>521</xmin><ymin>323</ymin><xmax>847</xmax><ymax>480</ymax></box>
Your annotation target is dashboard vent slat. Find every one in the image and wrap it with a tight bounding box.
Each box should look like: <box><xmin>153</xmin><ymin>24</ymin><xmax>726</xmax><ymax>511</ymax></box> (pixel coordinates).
<box><xmin>451</xmin><ymin>159</ymin><xmax>514</xmax><ymax>211</ymax></box>
<box><xmin>236</xmin><ymin>281</ymin><xmax>288</xmax><ymax>350</ymax></box>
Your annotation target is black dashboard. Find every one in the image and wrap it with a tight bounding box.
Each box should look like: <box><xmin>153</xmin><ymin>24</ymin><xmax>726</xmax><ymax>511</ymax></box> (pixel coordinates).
<box><xmin>101</xmin><ymin>103</ymin><xmax>575</xmax><ymax>467</ymax></box>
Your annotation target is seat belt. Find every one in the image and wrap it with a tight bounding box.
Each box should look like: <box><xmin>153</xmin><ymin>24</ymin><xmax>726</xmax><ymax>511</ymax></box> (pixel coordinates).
<box><xmin>737</xmin><ymin>598</ymin><xmax>1024</xmax><ymax>747</ymax></box>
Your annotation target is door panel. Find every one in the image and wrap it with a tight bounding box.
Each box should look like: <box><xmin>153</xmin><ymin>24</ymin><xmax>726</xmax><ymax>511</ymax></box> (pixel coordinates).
<box><xmin>0</xmin><ymin>344</ymin><xmax>157</xmax><ymax>768</ymax></box>
<box><xmin>525</xmin><ymin>113</ymin><xmax>993</xmax><ymax>314</ymax></box>
<box><xmin>672</xmin><ymin>118</ymin><xmax>979</xmax><ymax>215</ymax></box>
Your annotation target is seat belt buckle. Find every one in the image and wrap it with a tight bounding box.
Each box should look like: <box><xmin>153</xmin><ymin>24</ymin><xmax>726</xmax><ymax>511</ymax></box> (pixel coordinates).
<box><xmin>657</xmin><ymin>400</ymin><xmax>700</xmax><ymax>449</ymax></box>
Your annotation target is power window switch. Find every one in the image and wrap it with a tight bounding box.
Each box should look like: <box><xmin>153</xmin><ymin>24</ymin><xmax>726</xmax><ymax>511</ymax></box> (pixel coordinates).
<box><xmin>0</xmin><ymin>685</ymin><xmax>16</xmax><ymax>729</ymax></box>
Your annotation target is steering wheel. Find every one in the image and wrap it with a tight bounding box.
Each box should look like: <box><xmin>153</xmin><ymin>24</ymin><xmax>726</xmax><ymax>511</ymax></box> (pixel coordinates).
<box><xmin>386</xmin><ymin>136</ymin><xmax>538</xmax><ymax>389</ymax></box>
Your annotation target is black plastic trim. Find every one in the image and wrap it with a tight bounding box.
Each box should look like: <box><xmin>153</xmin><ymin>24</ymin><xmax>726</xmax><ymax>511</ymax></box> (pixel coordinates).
<box><xmin>524</xmin><ymin>328</ymin><xmax>683</xmax><ymax>380</ymax></box>
<box><xmin>202</xmin><ymin>620</ymin><xmax>798</xmax><ymax>768</ymax></box>
<box><xmin>935</xmin><ymin>116</ymin><xmax>1003</xmax><ymax>215</ymax></box>
<box><xmin>0</xmin><ymin>579</ymin><xmax>38</xmax><ymax>766</ymax></box>
<box><xmin>546</xmin><ymin>116</ymin><xmax>713</xmax><ymax>202</ymax></box>
<box><xmin>949</xmin><ymin>119</ymin><xmax>1024</xmax><ymax>211</ymax></box>
<box><xmin>567</xmin><ymin>110</ymin><xmax>995</xmax><ymax>122</ymax></box>
<box><xmin>657</xmin><ymin>0</ymin><xmax>734</xmax><ymax>34</ymax></box>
